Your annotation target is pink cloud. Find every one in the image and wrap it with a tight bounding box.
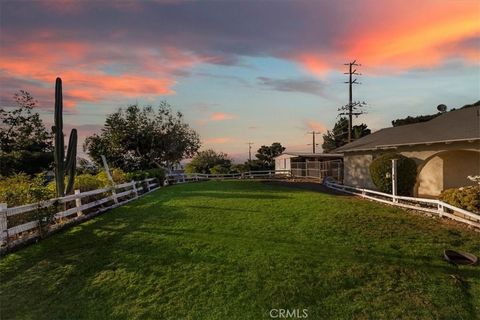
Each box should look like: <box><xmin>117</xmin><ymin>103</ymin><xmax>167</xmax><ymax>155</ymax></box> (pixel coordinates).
<box><xmin>0</xmin><ymin>38</ymin><xmax>199</xmax><ymax>108</ymax></box>
<box><xmin>304</xmin><ymin>120</ymin><xmax>327</xmax><ymax>133</ymax></box>
<box><xmin>204</xmin><ymin>137</ymin><xmax>232</xmax><ymax>144</ymax></box>
<box><xmin>210</xmin><ymin>112</ymin><xmax>235</xmax><ymax>121</ymax></box>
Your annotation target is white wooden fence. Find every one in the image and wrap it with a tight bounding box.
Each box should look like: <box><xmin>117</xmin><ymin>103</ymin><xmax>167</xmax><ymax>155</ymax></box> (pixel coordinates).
<box><xmin>324</xmin><ymin>181</ymin><xmax>480</xmax><ymax>228</ymax></box>
<box><xmin>0</xmin><ymin>178</ymin><xmax>160</xmax><ymax>249</ymax></box>
<box><xmin>166</xmin><ymin>170</ymin><xmax>291</xmax><ymax>183</ymax></box>
<box><xmin>3</xmin><ymin>170</ymin><xmax>477</xmax><ymax>250</ymax></box>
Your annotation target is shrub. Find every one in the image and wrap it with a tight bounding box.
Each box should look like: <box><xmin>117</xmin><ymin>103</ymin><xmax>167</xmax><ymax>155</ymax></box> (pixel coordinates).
<box><xmin>74</xmin><ymin>174</ymin><xmax>103</xmax><ymax>192</ymax></box>
<box><xmin>210</xmin><ymin>164</ymin><xmax>230</xmax><ymax>174</ymax></box>
<box><xmin>125</xmin><ymin>168</ymin><xmax>165</xmax><ymax>185</ymax></box>
<box><xmin>124</xmin><ymin>171</ymin><xmax>149</xmax><ymax>182</ymax></box>
<box><xmin>440</xmin><ymin>186</ymin><xmax>480</xmax><ymax>213</ymax></box>
<box><xmin>96</xmin><ymin>168</ymin><xmax>125</xmax><ymax>186</ymax></box>
<box><xmin>144</xmin><ymin>168</ymin><xmax>166</xmax><ymax>182</ymax></box>
<box><xmin>0</xmin><ymin>151</ymin><xmax>53</xmax><ymax>176</ymax></box>
<box><xmin>369</xmin><ymin>153</ymin><xmax>417</xmax><ymax>196</ymax></box>
<box><xmin>0</xmin><ymin>173</ymin><xmax>54</xmax><ymax>206</ymax></box>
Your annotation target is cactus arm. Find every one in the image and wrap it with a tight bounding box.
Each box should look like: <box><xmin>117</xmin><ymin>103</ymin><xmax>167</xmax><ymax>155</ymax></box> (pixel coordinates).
<box><xmin>65</xmin><ymin>129</ymin><xmax>77</xmax><ymax>195</ymax></box>
<box><xmin>54</xmin><ymin>78</ymin><xmax>65</xmax><ymax>197</ymax></box>
<box><xmin>65</xmin><ymin>128</ymin><xmax>77</xmax><ymax>173</ymax></box>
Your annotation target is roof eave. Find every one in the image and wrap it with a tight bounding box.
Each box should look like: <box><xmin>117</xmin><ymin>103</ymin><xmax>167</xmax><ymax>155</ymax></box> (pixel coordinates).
<box><xmin>339</xmin><ymin>137</ymin><xmax>480</xmax><ymax>153</ymax></box>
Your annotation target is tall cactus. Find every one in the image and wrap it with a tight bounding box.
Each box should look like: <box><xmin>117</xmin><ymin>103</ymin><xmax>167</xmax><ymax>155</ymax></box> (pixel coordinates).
<box><xmin>53</xmin><ymin>77</ymin><xmax>77</xmax><ymax>197</ymax></box>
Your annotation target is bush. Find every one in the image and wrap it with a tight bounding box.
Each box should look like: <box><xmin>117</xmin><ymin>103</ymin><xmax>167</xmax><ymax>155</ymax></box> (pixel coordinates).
<box><xmin>440</xmin><ymin>186</ymin><xmax>480</xmax><ymax>213</ymax></box>
<box><xmin>125</xmin><ymin>168</ymin><xmax>165</xmax><ymax>185</ymax></box>
<box><xmin>144</xmin><ymin>168</ymin><xmax>166</xmax><ymax>182</ymax></box>
<box><xmin>0</xmin><ymin>173</ymin><xmax>54</xmax><ymax>206</ymax></box>
<box><xmin>0</xmin><ymin>151</ymin><xmax>53</xmax><ymax>176</ymax></box>
<box><xmin>369</xmin><ymin>153</ymin><xmax>417</xmax><ymax>196</ymax></box>
<box><xmin>96</xmin><ymin>168</ymin><xmax>125</xmax><ymax>186</ymax></box>
<box><xmin>210</xmin><ymin>164</ymin><xmax>230</xmax><ymax>174</ymax></box>
<box><xmin>124</xmin><ymin>170</ymin><xmax>149</xmax><ymax>182</ymax></box>
<box><xmin>74</xmin><ymin>174</ymin><xmax>103</xmax><ymax>192</ymax></box>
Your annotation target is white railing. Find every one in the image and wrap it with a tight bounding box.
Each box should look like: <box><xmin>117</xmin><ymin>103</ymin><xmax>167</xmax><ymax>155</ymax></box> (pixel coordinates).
<box><xmin>324</xmin><ymin>181</ymin><xmax>480</xmax><ymax>228</ymax></box>
<box><xmin>0</xmin><ymin>178</ymin><xmax>160</xmax><ymax>248</ymax></box>
<box><xmin>166</xmin><ymin>170</ymin><xmax>292</xmax><ymax>183</ymax></box>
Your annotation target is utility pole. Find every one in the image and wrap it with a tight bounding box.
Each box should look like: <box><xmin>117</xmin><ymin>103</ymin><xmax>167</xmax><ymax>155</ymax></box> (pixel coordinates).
<box><xmin>247</xmin><ymin>142</ymin><xmax>254</xmax><ymax>161</ymax></box>
<box><xmin>307</xmin><ymin>131</ymin><xmax>321</xmax><ymax>153</ymax></box>
<box><xmin>338</xmin><ymin>60</ymin><xmax>367</xmax><ymax>143</ymax></box>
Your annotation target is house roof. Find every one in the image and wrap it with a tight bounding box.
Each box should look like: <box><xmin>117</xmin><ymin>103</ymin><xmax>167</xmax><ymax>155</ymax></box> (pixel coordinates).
<box><xmin>335</xmin><ymin>106</ymin><xmax>480</xmax><ymax>153</ymax></box>
<box><xmin>275</xmin><ymin>152</ymin><xmax>343</xmax><ymax>159</ymax></box>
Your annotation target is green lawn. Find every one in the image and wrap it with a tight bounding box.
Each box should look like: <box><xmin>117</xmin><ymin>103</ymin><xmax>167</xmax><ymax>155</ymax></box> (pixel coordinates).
<box><xmin>1</xmin><ymin>181</ymin><xmax>479</xmax><ymax>319</ymax></box>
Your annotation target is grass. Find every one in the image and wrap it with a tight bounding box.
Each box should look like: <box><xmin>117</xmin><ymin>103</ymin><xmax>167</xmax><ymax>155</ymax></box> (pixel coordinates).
<box><xmin>1</xmin><ymin>180</ymin><xmax>479</xmax><ymax>319</ymax></box>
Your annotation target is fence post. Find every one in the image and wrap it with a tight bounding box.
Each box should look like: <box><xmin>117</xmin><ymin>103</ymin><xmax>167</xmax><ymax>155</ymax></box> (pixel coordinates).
<box><xmin>0</xmin><ymin>203</ymin><xmax>8</xmax><ymax>244</ymax></box>
<box><xmin>438</xmin><ymin>202</ymin><xmax>444</xmax><ymax>217</ymax></box>
<box><xmin>391</xmin><ymin>159</ymin><xmax>398</xmax><ymax>203</ymax></box>
<box><xmin>131</xmin><ymin>180</ymin><xmax>138</xmax><ymax>198</ymax></box>
<box><xmin>74</xmin><ymin>190</ymin><xmax>83</xmax><ymax>216</ymax></box>
<box><xmin>111</xmin><ymin>186</ymin><xmax>119</xmax><ymax>204</ymax></box>
<box><xmin>145</xmin><ymin>179</ymin><xmax>151</xmax><ymax>192</ymax></box>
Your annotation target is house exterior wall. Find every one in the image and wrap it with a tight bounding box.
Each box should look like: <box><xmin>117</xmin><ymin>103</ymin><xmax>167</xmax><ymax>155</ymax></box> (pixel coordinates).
<box><xmin>342</xmin><ymin>140</ymin><xmax>480</xmax><ymax>197</ymax></box>
<box><xmin>416</xmin><ymin>149</ymin><xmax>480</xmax><ymax>197</ymax></box>
<box><xmin>343</xmin><ymin>154</ymin><xmax>376</xmax><ymax>189</ymax></box>
<box><xmin>275</xmin><ymin>154</ymin><xmax>293</xmax><ymax>171</ymax></box>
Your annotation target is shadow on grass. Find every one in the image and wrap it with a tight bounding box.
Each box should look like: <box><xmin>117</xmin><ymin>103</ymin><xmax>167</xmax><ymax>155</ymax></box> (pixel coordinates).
<box><xmin>1</xmin><ymin>182</ymin><xmax>479</xmax><ymax>319</ymax></box>
<box><xmin>174</xmin><ymin>190</ymin><xmax>291</xmax><ymax>200</ymax></box>
<box><xmin>264</xmin><ymin>181</ymin><xmax>351</xmax><ymax>197</ymax></box>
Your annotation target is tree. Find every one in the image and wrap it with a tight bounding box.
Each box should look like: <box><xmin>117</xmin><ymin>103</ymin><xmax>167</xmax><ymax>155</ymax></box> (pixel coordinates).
<box><xmin>84</xmin><ymin>102</ymin><xmax>200</xmax><ymax>171</ymax></box>
<box><xmin>254</xmin><ymin>142</ymin><xmax>285</xmax><ymax>169</ymax></box>
<box><xmin>391</xmin><ymin>100</ymin><xmax>479</xmax><ymax>127</ymax></box>
<box><xmin>322</xmin><ymin>117</ymin><xmax>370</xmax><ymax>153</ymax></box>
<box><xmin>0</xmin><ymin>91</ymin><xmax>52</xmax><ymax>153</ymax></box>
<box><xmin>0</xmin><ymin>91</ymin><xmax>53</xmax><ymax>176</ymax></box>
<box><xmin>185</xmin><ymin>149</ymin><xmax>232</xmax><ymax>174</ymax></box>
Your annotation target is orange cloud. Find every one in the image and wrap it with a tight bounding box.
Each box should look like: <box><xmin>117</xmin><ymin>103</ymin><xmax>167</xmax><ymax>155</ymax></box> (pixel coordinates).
<box><xmin>305</xmin><ymin>120</ymin><xmax>327</xmax><ymax>133</ymax></box>
<box><xmin>296</xmin><ymin>54</ymin><xmax>330</xmax><ymax>76</ymax></box>
<box><xmin>210</xmin><ymin>112</ymin><xmax>235</xmax><ymax>121</ymax></box>
<box><xmin>0</xmin><ymin>39</ymin><xmax>196</xmax><ymax>108</ymax></box>
<box><xmin>296</xmin><ymin>1</ymin><xmax>480</xmax><ymax>75</ymax></box>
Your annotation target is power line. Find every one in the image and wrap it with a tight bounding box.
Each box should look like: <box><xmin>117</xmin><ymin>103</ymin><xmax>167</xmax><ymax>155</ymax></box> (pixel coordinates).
<box><xmin>307</xmin><ymin>131</ymin><xmax>321</xmax><ymax>154</ymax></box>
<box><xmin>338</xmin><ymin>60</ymin><xmax>367</xmax><ymax>143</ymax></box>
<box><xmin>246</xmin><ymin>142</ymin><xmax>254</xmax><ymax>161</ymax></box>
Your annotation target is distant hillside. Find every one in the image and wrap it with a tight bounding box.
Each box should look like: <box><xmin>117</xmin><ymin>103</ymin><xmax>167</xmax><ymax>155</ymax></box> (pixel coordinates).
<box><xmin>391</xmin><ymin>100</ymin><xmax>480</xmax><ymax>127</ymax></box>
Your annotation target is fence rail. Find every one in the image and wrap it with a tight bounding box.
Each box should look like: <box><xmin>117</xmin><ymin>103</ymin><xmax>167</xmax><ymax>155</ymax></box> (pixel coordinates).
<box><xmin>3</xmin><ymin>169</ymin><xmax>477</xmax><ymax>251</ymax></box>
<box><xmin>0</xmin><ymin>178</ymin><xmax>160</xmax><ymax>249</ymax></box>
<box><xmin>166</xmin><ymin>170</ymin><xmax>292</xmax><ymax>183</ymax></box>
<box><xmin>324</xmin><ymin>181</ymin><xmax>480</xmax><ymax>228</ymax></box>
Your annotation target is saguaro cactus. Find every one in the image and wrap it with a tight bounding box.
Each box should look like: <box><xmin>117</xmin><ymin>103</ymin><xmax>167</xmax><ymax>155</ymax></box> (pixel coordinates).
<box><xmin>53</xmin><ymin>77</ymin><xmax>77</xmax><ymax>197</ymax></box>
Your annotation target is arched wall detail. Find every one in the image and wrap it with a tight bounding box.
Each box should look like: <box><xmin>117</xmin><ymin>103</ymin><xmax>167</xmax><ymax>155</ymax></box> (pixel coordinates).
<box><xmin>415</xmin><ymin>149</ymin><xmax>480</xmax><ymax>197</ymax></box>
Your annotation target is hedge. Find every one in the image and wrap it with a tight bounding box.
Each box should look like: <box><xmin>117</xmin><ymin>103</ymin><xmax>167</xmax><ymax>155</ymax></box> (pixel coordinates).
<box><xmin>0</xmin><ymin>168</ymin><xmax>166</xmax><ymax>207</ymax></box>
<box><xmin>369</xmin><ymin>153</ymin><xmax>417</xmax><ymax>196</ymax></box>
<box><xmin>440</xmin><ymin>185</ymin><xmax>480</xmax><ymax>213</ymax></box>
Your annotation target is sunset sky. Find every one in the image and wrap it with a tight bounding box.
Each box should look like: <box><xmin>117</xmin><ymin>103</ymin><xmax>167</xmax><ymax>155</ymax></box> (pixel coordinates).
<box><xmin>1</xmin><ymin>0</ymin><xmax>479</xmax><ymax>161</ymax></box>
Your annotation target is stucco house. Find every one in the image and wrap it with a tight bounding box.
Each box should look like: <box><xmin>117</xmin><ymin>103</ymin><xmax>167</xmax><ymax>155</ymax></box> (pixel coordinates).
<box><xmin>335</xmin><ymin>106</ymin><xmax>480</xmax><ymax>197</ymax></box>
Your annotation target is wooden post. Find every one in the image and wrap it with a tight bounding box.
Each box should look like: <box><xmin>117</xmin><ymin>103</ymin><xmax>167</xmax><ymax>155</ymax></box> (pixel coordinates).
<box><xmin>101</xmin><ymin>155</ymin><xmax>115</xmax><ymax>185</ymax></box>
<box><xmin>392</xmin><ymin>159</ymin><xmax>398</xmax><ymax>203</ymax></box>
<box><xmin>101</xmin><ymin>155</ymin><xmax>118</xmax><ymax>203</ymax></box>
<box><xmin>145</xmin><ymin>179</ymin><xmax>151</xmax><ymax>192</ymax></box>
<box><xmin>131</xmin><ymin>181</ymin><xmax>138</xmax><ymax>198</ymax></box>
<box><xmin>0</xmin><ymin>203</ymin><xmax>7</xmax><ymax>244</ymax></box>
<box><xmin>74</xmin><ymin>190</ymin><xmax>83</xmax><ymax>216</ymax></box>
<box><xmin>438</xmin><ymin>202</ymin><xmax>444</xmax><ymax>217</ymax></box>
